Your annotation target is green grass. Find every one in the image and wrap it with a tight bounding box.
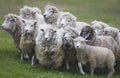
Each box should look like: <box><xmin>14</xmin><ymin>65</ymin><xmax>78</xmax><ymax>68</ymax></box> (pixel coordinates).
<box><xmin>0</xmin><ymin>0</ymin><xmax>120</xmax><ymax>78</ymax></box>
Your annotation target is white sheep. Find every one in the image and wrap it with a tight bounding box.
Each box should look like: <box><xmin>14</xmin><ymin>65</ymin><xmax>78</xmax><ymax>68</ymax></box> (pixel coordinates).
<box><xmin>43</xmin><ymin>5</ymin><xmax>64</xmax><ymax>25</ymax></box>
<box><xmin>57</xmin><ymin>12</ymin><xmax>89</xmax><ymax>33</ymax></box>
<box><xmin>73</xmin><ymin>37</ymin><xmax>115</xmax><ymax>78</ymax></box>
<box><xmin>91</xmin><ymin>20</ymin><xmax>110</xmax><ymax>35</ymax></box>
<box><xmin>19</xmin><ymin>6</ymin><xmax>34</xmax><ymax>20</ymax></box>
<box><xmin>35</xmin><ymin>24</ymin><xmax>64</xmax><ymax>69</ymax></box>
<box><xmin>1</xmin><ymin>13</ymin><xmax>24</xmax><ymax>60</ymax></box>
<box><xmin>103</xmin><ymin>27</ymin><xmax>120</xmax><ymax>69</ymax></box>
<box><xmin>19</xmin><ymin>5</ymin><xmax>45</xmax><ymax>22</ymax></box>
<box><xmin>103</xmin><ymin>27</ymin><xmax>120</xmax><ymax>46</ymax></box>
<box><xmin>19</xmin><ymin>20</ymin><xmax>37</xmax><ymax>65</ymax></box>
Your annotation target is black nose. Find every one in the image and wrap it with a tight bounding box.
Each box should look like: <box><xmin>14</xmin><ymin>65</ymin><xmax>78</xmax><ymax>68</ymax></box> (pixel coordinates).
<box><xmin>77</xmin><ymin>46</ymin><xmax>79</xmax><ymax>48</ymax></box>
<box><xmin>45</xmin><ymin>38</ymin><xmax>48</xmax><ymax>41</ymax></box>
<box><xmin>64</xmin><ymin>37</ymin><xmax>67</xmax><ymax>39</ymax></box>
<box><xmin>25</xmin><ymin>30</ymin><xmax>28</xmax><ymax>32</ymax></box>
<box><xmin>61</xmin><ymin>24</ymin><xmax>64</xmax><ymax>26</ymax></box>
<box><xmin>44</xmin><ymin>14</ymin><xmax>46</xmax><ymax>17</ymax></box>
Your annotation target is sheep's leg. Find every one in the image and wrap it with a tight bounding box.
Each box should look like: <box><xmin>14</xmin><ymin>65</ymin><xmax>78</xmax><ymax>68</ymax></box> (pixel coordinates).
<box><xmin>90</xmin><ymin>61</ymin><xmax>96</xmax><ymax>76</ymax></box>
<box><xmin>90</xmin><ymin>67</ymin><xmax>95</xmax><ymax>76</ymax></box>
<box><xmin>78</xmin><ymin>62</ymin><xmax>85</xmax><ymax>75</ymax></box>
<box><xmin>24</xmin><ymin>53</ymin><xmax>29</xmax><ymax>59</ymax></box>
<box><xmin>31</xmin><ymin>55</ymin><xmax>36</xmax><ymax>66</ymax></box>
<box><xmin>66</xmin><ymin>60</ymin><xmax>70</xmax><ymax>70</ymax></box>
<box><xmin>107</xmin><ymin>65</ymin><xmax>115</xmax><ymax>78</ymax></box>
<box><xmin>21</xmin><ymin>53</ymin><xmax>24</xmax><ymax>61</ymax></box>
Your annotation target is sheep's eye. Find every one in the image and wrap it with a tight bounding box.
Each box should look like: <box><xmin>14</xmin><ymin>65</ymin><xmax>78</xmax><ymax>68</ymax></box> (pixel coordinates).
<box><xmin>31</xmin><ymin>25</ymin><xmax>33</xmax><ymax>27</ymax></box>
<box><xmin>9</xmin><ymin>19</ymin><xmax>15</xmax><ymax>22</ymax></box>
<box><xmin>68</xmin><ymin>19</ymin><xmax>71</xmax><ymax>22</ymax></box>
<box><xmin>71</xmin><ymin>33</ymin><xmax>73</xmax><ymax>35</ymax></box>
<box><xmin>105</xmin><ymin>31</ymin><xmax>107</xmax><ymax>34</ymax></box>
<box><xmin>50</xmin><ymin>10</ymin><xmax>53</xmax><ymax>13</ymax></box>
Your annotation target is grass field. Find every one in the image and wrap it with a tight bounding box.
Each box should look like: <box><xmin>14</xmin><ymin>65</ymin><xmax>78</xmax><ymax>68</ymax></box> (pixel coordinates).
<box><xmin>0</xmin><ymin>0</ymin><xmax>120</xmax><ymax>78</ymax></box>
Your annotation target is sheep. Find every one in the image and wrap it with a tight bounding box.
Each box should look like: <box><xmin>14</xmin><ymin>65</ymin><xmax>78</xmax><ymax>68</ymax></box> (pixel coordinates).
<box><xmin>80</xmin><ymin>26</ymin><xmax>119</xmax><ymax>59</ymax></box>
<box><xmin>103</xmin><ymin>27</ymin><xmax>120</xmax><ymax>69</ymax></box>
<box><xmin>19</xmin><ymin>20</ymin><xmax>37</xmax><ymax>65</ymax></box>
<box><xmin>19</xmin><ymin>6</ymin><xmax>34</xmax><ymax>20</ymax></box>
<box><xmin>73</xmin><ymin>37</ymin><xmax>115</xmax><ymax>78</ymax></box>
<box><xmin>62</xmin><ymin>31</ymin><xmax>78</xmax><ymax>70</ymax></box>
<box><xmin>1</xmin><ymin>13</ymin><xmax>25</xmax><ymax>60</ymax></box>
<box><xmin>91</xmin><ymin>20</ymin><xmax>110</xmax><ymax>36</ymax></box>
<box><xmin>43</xmin><ymin>5</ymin><xmax>64</xmax><ymax>25</ymax></box>
<box><xmin>103</xmin><ymin>27</ymin><xmax>120</xmax><ymax>46</ymax></box>
<box><xmin>19</xmin><ymin>5</ymin><xmax>45</xmax><ymax>22</ymax></box>
<box><xmin>19</xmin><ymin>5</ymin><xmax>45</xmax><ymax>39</ymax></box>
<box><xmin>35</xmin><ymin>24</ymin><xmax>64</xmax><ymax>69</ymax></box>
<box><xmin>57</xmin><ymin>12</ymin><xmax>89</xmax><ymax>33</ymax></box>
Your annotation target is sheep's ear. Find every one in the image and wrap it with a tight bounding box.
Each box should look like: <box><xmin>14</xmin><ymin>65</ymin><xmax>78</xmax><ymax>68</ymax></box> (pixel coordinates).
<box><xmin>84</xmin><ymin>39</ymin><xmax>89</xmax><ymax>42</ymax></box>
<box><xmin>51</xmin><ymin>29</ymin><xmax>56</xmax><ymax>33</ymax></box>
<box><xmin>73</xmin><ymin>38</ymin><xmax>76</xmax><ymax>42</ymax></box>
<box><xmin>72</xmin><ymin>16</ymin><xmax>77</xmax><ymax>21</ymax></box>
<box><xmin>40</xmin><ymin>29</ymin><xmax>44</xmax><ymax>32</ymax></box>
<box><xmin>53</xmin><ymin>30</ymin><xmax>56</xmax><ymax>33</ymax></box>
<box><xmin>4</xmin><ymin>15</ymin><xmax>8</xmax><ymax>19</ymax></box>
<box><xmin>52</xmin><ymin>7</ymin><xmax>59</xmax><ymax>13</ymax></box>
<box><xmin>34</xmin><ymin>21</ymin><xmax>37</xmax><ymax>26</ymax></box>
<box><xmin>22</xmin><ymin>20</ymin><xmax>25</xmax><ymax>23</ymax></box>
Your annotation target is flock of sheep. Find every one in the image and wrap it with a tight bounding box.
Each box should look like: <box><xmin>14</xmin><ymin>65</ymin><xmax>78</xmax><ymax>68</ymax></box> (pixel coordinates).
<box><xmin>1</xmin><ymin>5</ymin><xmax>120</xmax><ymax>78</ymax></box>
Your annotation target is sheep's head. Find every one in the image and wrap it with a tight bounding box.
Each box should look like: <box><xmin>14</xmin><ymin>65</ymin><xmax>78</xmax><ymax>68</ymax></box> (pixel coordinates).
<box><xmin>91</xmin><ymin>20</ymin><xmax>109</xmax><ymax>36</ymax></box>
<box><xmin>63</xmin><ymin>32</ymin><xmax>72</xmax><ymax>43</ymax></box>
<box><xmin>19</xmin><ymin>6</ymin><xmax>34</xmax><ymax>20</ymax></box>
<box><xmin>59</xmin><ymin>12</ymin><xmax>76</xmax><ymax>27</ymax></box>
<box><xmin>32</xmin><ymin>7</ymin><xmax>41</xmax><ymax>14</ymax></box>
<box><xmin>40</xmin><ymin>27</ymin><xmax>56</xmax><ymax>42</ymax></box>
<box><xmin>22</xmin><ymin>20</ymin><xmax>37</xmax><ymax>34</ymax></box>
<box><xmin>44</xmin><ymin>5</ymin><xmax>59</xmax><ymax>18</ymax></box>
<box><xmin>80</xmin><ymin>26</ymin><xmax>95</xmax><ymax>40</ymax></box>
<box><xmin>1</xmin><ymin>13</ymin><xmax>19</xmax><ymax>32</ymax></box>
<box><xmin>73</xmin><ymin>37</ymin><xmax>87</xmax><ymax>49</ymax></box>
<box><xmin>103</xmin><ymin>27</ymin><xmax>119</xmax><ymax>38</ymax></box>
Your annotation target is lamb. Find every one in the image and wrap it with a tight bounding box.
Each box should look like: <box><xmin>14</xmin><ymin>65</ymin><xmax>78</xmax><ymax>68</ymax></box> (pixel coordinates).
<box><xmin>1</xmin><ymin>13</ymin><xmax>24</xmax><ymax>60</ymax></box>
<box><xmin>19</xmin><ymin>20</ymin><xmax>37</xmax><ymax>65</ymax></box>
<box><xmin>35</xmin><ymin>24</ymin><xmax>64</xmax><ymax>69</ymax></box>
<box><xmin>43</xmin><ymin>5</ymin><xmax>64</xmax><ymax>25</ymax></box>
<box><xmin>73</xmin><ymin>37</ymin><xmax>115</xmax><ymax>78</ymax></box>
<box><xmin>62</xmin><ymin>31</ymin><xmax>78</xmax><ymax>70</ymax></box>
<box><xmin>57</xmin><ymin>12</ymin><xmax>89</xmax><ymax>33</ymax></box>
<box><xmin>91</xmin><ymin>20</ymin><xmax>110</xmax><ymax>35</ymax></box>
<box><xmin>80</xmin><ymin>26</ymin><xmax>119</xmax><ymax>58</ymax></box>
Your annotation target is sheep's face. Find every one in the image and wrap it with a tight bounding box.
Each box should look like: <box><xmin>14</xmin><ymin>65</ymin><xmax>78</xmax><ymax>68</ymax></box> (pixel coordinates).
<box><xmin>60</xmin><ymin>15</ymin><xmax>74</xmax><ymax>27</ymax></box>
<box><xmin>44</xmin><ymin>8</ymin><xmax>54</xmax><ymax>18</ymax></box>
<box><xmin>44</xmin><ymin>5</ymin><xmax>59</xmax><ymax>19</ymax></box>
<box><xmin>63</xmin><ymin>33</ymin><xmax>72</xmax><ymax>43</ymax></box>
<box><xmin>40</xmin><ymin>28</ymin><xmax>56</xmax><ymax>42</ymax></box>
<box><xmin>22</xmin><ymin>20</ymin><xmax>37</xmax><ymax>34</ymax></box>
<box><xmin>32</xmin><ymin>7</ymin><xmax>41</xmax><ymax>14</ymax></box>
<box><xmin>80</xmin><ymin>26</ymin><xmax>95</xmax><ymax>40</ymax></box>
<box><xmin>103</xmin><ymin>28</ymin><xmax>118</xmax><ymax>38</ymax></box>
<box><xmin>73</xmin><ymin>37</ymin><xmax>86</xmax><ymax>50</ymax></box>
<box><xmin>91</xmin><ymin>23</ymin><xmax>104</xmax><ymax>36</ymax></box>
<box><xmin>20</xmin><ymin>7</ymin><xmax>33</xmax><ymax>20</ymax></box>
<box><xmin>1</xmin><ymin>14</ymin><xmax>18</xmax><ymax>32</ymax></box>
